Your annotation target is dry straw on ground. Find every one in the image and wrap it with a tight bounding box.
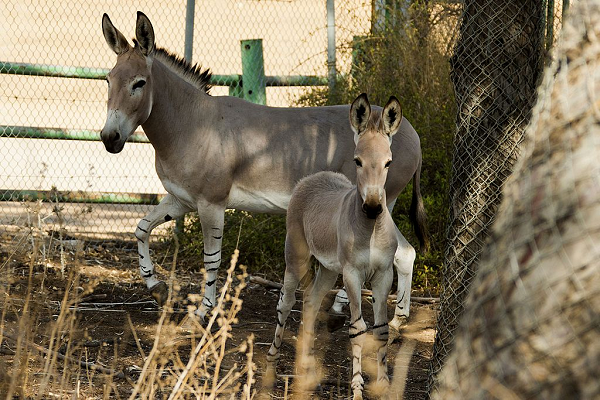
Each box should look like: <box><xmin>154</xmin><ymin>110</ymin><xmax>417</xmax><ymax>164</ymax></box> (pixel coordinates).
<box><xmin>1</xmin><ymin>211</ymin><xmax>256</xmax><ymax>398</ymax></box>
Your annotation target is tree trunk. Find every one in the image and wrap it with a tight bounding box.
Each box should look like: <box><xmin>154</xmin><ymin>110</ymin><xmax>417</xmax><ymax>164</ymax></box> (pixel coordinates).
<box><xmin>432</xmin><ymin>0</ymin><xmax>600</xmax><ymax>398</ymax></box>
<box><xmin>427</xmin><ymin>0</ymin><xmax>545</xmax><ymax>393</ymax></box>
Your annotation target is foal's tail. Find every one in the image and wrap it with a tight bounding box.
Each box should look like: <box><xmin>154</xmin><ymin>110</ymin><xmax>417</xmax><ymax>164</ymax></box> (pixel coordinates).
<box><xmin>409</xmin><ymin>158</ymin><xmax>430</xmax><ymax>254</ymax></box>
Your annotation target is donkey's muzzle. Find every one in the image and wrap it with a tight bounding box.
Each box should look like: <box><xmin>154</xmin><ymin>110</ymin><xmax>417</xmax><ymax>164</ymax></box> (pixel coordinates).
<box><xmin>362</xmin><ymin>202</ymin><xmax>383</xmax><ymax>219</ymax></box>
<box><xmin>101</xmin><ymin>130</ymin><xmax>125</xmax><ymax>153</ymax></box>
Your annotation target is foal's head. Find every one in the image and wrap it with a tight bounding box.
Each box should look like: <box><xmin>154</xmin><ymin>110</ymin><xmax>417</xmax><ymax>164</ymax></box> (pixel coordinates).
<box><xmin>100</xmin><ymin>12</ymin><xmax>156</xmax><ymax>153</ymax></box>
<box><xmin>349</xmin><ymin>93</ymin><xmax>402</xmax><ymax>219</ymax></box>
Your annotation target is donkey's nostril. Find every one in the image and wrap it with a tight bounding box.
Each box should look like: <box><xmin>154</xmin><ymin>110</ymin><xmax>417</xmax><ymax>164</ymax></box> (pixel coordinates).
<box><xmin>114</xmin><ymin>131</ymin><xmax>121</xmax><ymax>141</ymax></box>
<box><xmin>362</xmin><ymin>203</ymin><xmax>383</xmax><ymax>219</ymax></box>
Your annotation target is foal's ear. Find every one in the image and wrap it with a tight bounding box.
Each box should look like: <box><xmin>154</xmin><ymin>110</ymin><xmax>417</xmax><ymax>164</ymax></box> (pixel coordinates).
<box><xmin>102</xmin><ymin>14</ymin><xmax>130</xmax><ymax>55</ymax></box>
<box><xmin>136</xmin><ymin>11</ymin><xmax>155</xmax><ymax>56</ymax></box>
<box><xmin>382</xmin><ymin>96</ymin><xmax>402</xmax><ymax>138</ymax></box>
<box><xmin>350</xmin><ymin>93</ymin><xmax>371</xmax><ymax>136</ymax></box>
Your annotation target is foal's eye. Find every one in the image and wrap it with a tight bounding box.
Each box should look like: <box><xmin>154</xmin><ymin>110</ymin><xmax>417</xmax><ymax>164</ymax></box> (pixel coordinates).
<box><xmin>132</xmin><ymin>80</ymin><xmax>146</xmax><ymax>90</ymax></box>
<box><xmin>385</xmin><ymin>160</ymin><xmax>392</xmax><ymax>168</ymax></box>
<box><xmin>354</xmin><ymin>158</ymin><xmax>362</xmax><ymax>167</ymax></box>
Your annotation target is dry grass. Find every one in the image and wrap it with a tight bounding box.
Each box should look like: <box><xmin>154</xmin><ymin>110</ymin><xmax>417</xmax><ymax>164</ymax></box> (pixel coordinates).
<box><xmin>0</xmin><ymin>202</ymin><xmax>257</xmax><ymax>399</ymax></box>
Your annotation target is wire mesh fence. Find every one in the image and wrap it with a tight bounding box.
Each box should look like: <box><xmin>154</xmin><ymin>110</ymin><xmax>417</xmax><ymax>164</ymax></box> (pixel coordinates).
<box><xmin>432</xmin><ymin>0</ymin><xmax>599</xmax><ymax>396</ymax></box>
<box><xmin>0</xmin><ymin>0</ymin><xmax>375</xmax><ymax>243</ymax></box>
<box><xmin>427</xmin><ymin>0</ymin><xmax>573</xmax><ymax>395</ymax></box>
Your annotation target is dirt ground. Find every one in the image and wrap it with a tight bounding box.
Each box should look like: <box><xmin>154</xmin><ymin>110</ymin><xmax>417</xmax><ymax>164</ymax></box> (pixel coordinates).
<box><xmin>0</xmin><ymin>236</ymin><xmax>437</xmax><ymax>399</ymax></box>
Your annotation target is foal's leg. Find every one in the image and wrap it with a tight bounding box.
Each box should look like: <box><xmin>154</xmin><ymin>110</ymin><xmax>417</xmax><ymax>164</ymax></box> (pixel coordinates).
<box><xmin>390</xmin><ymin>227</ymin><xmax>416</xmax><ymax>331</ymax></box>
<box><xmin>266</xmin><ymin>230</ymin><xmax>311</xmax><ymax>385</ymax></box>
<box><xmin>383</xmin><ymin>200</ymin><xmax>417</xmax><ymax>329</ymax></box>
<box><xmin>343</xmin><ymin>269</ymin><xmax>367</xmax><ymax>400</ymax></box>
<box><xmin>195</xmin><ymin>202</ymin><xmax>226</xmax><ymax>320</ymax></box>
<box><xmin>136</xmin><ymin>194</ymin><xmax>192</xmax><ymax>305</ymax></box>
<box><xmin>371</xmin><ymin>266</ymin><xmax>394</xmax><ymax>388</ymax></box>
<box><xmin>298</xmin><ymin>267</ymin><xmax>339</xmax><ymax>390</ymax></box>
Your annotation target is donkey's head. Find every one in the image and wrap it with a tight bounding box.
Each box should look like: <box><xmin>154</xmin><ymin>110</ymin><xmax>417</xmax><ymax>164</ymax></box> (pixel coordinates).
<box><xmin>349</xmin><ymin>93</ymin><xmax>402</xmax><ymax>219</ymax></box>
<box><xmin>101</xmin><ymin>12</ymin><xmax>156</xmax><ymax>153</ymax></box>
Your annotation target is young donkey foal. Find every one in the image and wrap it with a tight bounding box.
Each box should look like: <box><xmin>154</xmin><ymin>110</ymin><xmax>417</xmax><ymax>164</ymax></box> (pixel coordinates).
<box><xmin>267</xmin><ymin>94</ymin><xmax>401</xmax><ymax>398</ymax></box>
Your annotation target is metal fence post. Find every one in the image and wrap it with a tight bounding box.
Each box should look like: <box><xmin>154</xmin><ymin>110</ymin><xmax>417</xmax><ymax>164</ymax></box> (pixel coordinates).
<box><xmin>240</xmin><ymin>39</ymin><xmax>266</xmax><ymax>105</ymax></box>
<box><xmin>184</xmin><ymin>0</ymin><xmax>196</xmax><ymax>62</ymax></box>
<box><xmin>327</xmin><ymin>0</ymin><xmax>336</xmax><ymax>92</ymax></box>
<box><xmin>176</xmin><ymin>0</ymin><xmax>197</xmax><ymax>235</ymax></box>
<box><xmin>546</xmin><ymin>0</ymin><xmax>555</xmax><ymax>52</ymax></box>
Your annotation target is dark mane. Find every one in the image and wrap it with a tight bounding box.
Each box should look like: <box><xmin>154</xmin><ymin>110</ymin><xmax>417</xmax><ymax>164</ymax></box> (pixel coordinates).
<box><xmin>142</xmin><ymin>42</ymin><xmax>212</xmax><ymax>94</ymax></box>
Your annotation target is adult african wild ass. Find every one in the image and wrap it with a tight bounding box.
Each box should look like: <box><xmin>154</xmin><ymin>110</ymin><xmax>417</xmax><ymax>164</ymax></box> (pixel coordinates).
<box><xmin>267</xmin><ymin>94</ymin><xmax>401</xmax><ymax>398</ymax></box>
<box><xmin>100</xmin><ymin>12</ymin><xmax>428</xmax><ymax>326</ymax></box>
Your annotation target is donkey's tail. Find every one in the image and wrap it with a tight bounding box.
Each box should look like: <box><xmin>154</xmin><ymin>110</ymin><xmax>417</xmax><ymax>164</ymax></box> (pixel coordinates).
<box><xmin>409</xmin><ymin>157</ymin><xmax>429</xmax><ymax>254</ymax></box>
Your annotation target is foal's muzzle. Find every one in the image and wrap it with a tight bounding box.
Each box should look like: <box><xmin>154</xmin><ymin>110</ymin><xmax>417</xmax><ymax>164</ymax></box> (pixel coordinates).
<box><xmin>362</xmin><ymin>202</ymin><xmax>383</xmax><ymax>219</ymax></box>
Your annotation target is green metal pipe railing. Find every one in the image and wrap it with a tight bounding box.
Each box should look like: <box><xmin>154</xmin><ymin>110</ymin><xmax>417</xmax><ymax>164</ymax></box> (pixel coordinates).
<box><xmin>0</xmin><ymin>125</ymin><xmax>148</xmax><ymax>142</ymax></box>
<box><xmin>1</xmin><ymin>189</ymin><xmax>163</xmax><ymax>205</ymax></box>
<box><xmin>0</xmin><ymin>61</ymin><xmax>326</xmax><ymax>87</ymax></box>
<box><xmin>0</xmin><ymin>61</ymin><xmax>242</xmax><ymax>86</ymax></box>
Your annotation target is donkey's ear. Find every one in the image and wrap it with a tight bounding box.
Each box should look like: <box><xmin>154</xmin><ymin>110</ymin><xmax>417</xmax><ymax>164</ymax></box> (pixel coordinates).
<box><xmin>136</xmin><ymin>11</ymin><xmax>155</xmax><ymax>56</ymax></box>
<box><xmin>349</xmin><ymin>93</ymin><xmax>371</xmax><ymax>136</ymax></box>
<box><xmin>102</xmin><ymin>14</ymin><xmax>130</xmax><ymax>55</ymax></box>
<box><xmin>382</xmin><ymin>96</ymin><xmax>402</xmax><ymax>138</ymax></box>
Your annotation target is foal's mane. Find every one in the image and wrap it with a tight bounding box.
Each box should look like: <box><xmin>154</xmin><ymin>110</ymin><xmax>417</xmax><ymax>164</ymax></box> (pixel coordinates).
<box><xmin>138</xmin><ymin>41</ymin><xmax>212</xmax><ymax>94</ymax></box>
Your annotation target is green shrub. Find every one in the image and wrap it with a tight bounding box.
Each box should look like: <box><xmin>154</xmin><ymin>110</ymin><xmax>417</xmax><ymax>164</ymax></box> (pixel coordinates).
<box><xmin>178</xmin><ymin>210</ymin><xmax>287</xmax><ymax>281</ymax></box>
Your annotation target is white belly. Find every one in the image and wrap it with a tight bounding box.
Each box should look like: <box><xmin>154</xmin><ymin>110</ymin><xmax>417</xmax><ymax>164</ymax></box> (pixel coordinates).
<box><xmin>227</xmin><ymin>184</ymin><xmax>290</xmax><ymax>213</ymax></box>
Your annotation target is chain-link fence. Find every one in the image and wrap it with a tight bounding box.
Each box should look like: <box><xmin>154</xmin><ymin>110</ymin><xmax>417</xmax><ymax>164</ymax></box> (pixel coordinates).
<box><xmin>432</xmin><ymin>0</ymin><xmax>599</xmax><ymax>396</ymax></box>
<box><xmin>0</xmin><ymin>0</ymin><xmax>378</xmax><ymax>244</ymax></box>
<box><xmin>427</xmin><ymin>0</ymin><xmax>572</xmax><ymax>395</ymax></box>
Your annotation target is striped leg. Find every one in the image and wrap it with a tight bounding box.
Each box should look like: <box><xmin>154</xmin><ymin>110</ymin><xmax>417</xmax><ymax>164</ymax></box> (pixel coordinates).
<box><xmin>327</xmin><ymin>288</ymin><xmax>350</xmax><ymax>333</ymax></box>
<box><xmin>390</xmin><ymin>227</ymin><xmax>416</xmax><ymax>331</ymax></box>
<box><xmin>195</xmin><ymin>204</ymin><xmax>225</xmax><ymax>320</ymax></box>
<box><xmin>330</xmin><ymin>289</ymin><xmax>349</xmax><ymax>313</ymax></box>
<box><xmin>135</xmin><ymin>194</ymin><xmax>191</xmax><ymax>305</ymax></box>
<box><xmin>371</xmin><ymin>267</ymin><xmax>393</xmax><ymax>387</ymax></box>
<box><xmin>265</xmin><ymin>267</ymin><xmax>303</xmax><ymax>386</ymax></box>
<box><xmin>343</xmin><ymin>269</ymin><xmax>367</xmax><ymax>400</ymax></box>
<box><xmin>266</xmin><ymin>230</ymin><xmax>311</xmax><ymax>385</ymax></box>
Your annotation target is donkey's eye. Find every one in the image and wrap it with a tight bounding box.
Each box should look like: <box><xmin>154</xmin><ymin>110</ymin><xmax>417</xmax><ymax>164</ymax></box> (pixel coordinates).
<box><xmin>354</xmin><ymin>158</ymin><xmax>362</xmax><ymax>167</ymax></box>
<box><xmin>132</xmin><ymin>80</ymin><xmax>146</xmax><ymax>90</ymax></box>
<box><xmin>385</xmin><ymin>160</ymin><xmax>392</xmax><ymax>168</ymax></box>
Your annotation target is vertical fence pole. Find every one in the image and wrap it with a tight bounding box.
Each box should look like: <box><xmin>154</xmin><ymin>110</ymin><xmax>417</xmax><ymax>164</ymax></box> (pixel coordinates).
<box><xmin>241</xmin><ymin>39</ymin><xmax>266</xmax><ymax>105</ymax></box>
<box><xmin>184</xmin><ymin>0</ymin><xmax>196</xmax><ymax>62</ymax></box>
<box><xmin>327</xmin><ymin>0</ymin><xmax>336</xmax><ymax>92</ymax></box>
<box><xmin>177</xmin><ymin>0</ymin><xmax>196</xmax><ymax>235</ymax></box>
<box><xmin>563</xmin><ymin>0</ymin><xmax>570</xmax><ymax>20</ymax></box>
<box><xmin>546</xmin><ymin>0</ymin><xmax>555</xmax><ymax>52</ymax></box>
<box><xmin>372</xmin><ymin>0</ymin><xmax>386</xmax><ymax>32</ymax></box>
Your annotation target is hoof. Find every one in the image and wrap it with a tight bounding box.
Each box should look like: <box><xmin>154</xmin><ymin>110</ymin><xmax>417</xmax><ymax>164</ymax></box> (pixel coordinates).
<box><xmin>389</xmin><ymin>315</ymin><xmax>408</xmax><ymax>332</ymax></box>
<box><xmin>352</xmin><ymin>391</ymin><xmax>364</xmax><ymax>400</ymax></box>
<box><xmin>150</xmin><ymin>281</ymin><xmax>169</xmax><ymax>306</ymax></box>
<box><xmin>327</xmin><ymin>311</ymin><xmax>347</xmax><ymax>332</ymax></box>
<box><xmin>371</xmin><ymin>378</ymin><xmax>390</xmax><ymax>396</ymax></box>
<box><xmin>178</xmin><ymin>314</ymin><xmax>204</xmax><ymax>332</ymax></box>
<box><xmin>389</xmin><ymin>315</ymin><xmax>408</xmax><ymax>342</ymax></box>
<box><xmin>263</xmin><ymin>361</ymin><xmax>277</xmax><ymax>388</ymax></box>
